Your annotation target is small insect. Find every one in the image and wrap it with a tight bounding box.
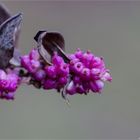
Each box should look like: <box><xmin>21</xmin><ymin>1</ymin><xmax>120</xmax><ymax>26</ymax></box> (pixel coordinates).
<box><xmin>0</xmin><ymin>4</ymin><xmax>22</xmax><ymax>69</ymax></box>
<box><xmin>34</xmin><ymin>31</ymin><xmax>70</xmax><ymax>65</ymax></box>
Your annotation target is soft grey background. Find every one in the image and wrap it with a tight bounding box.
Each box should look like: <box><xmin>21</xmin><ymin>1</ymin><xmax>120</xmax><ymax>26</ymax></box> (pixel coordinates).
<box><xmin>0</xmin><ymin>1</ymin><xmax>140</xmax><ymax>139</ymax></box>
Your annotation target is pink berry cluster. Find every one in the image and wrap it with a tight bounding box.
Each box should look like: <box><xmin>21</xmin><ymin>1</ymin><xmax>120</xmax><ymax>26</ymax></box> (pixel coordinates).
<box><xmin>21</xmin><ymin>49</ymin><xmax>41</xmax><ymax>74</ymax></box>
<box><xmin>0</xmin><ymin>48</ymin><xmax>112</xmax><ymax>100</ymax></box>
<box><xmin>21</xmin><ymin>49</ymin><xmax>69</xmax><ymax>91</ymax></box>
<box><xmin>66</xmin><ymin>49</ymin><xmax>112</xmax><ymax>95</ymax></box>
<box><xmin>0</xmin><ymin>69</ymin><xmax>20</xmax><ymax>100</ymax></box>
<box><xmin>21</xmin><ymin>48</ymin><xmax>112</xmax><ymax>96</ymax></box>
<box><xmin>43</xmin><ymin>52</ymin><xmax>69</xmax><ymax>90</ymax></box>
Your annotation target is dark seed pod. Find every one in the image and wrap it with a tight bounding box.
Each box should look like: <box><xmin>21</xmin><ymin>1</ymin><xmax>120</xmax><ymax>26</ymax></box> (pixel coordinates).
<box><xmin>34</xmin><ymin>31</ymin><xmax>65</xmax><ymax>51</ymax></box>
<box><xmin>42</xmin><ymin>32</ymin><xmax>65</xmax><ymax>52</ymax></box>
<box><xmin>34</xmin><ymin>31</ymin><xmax>70</xmax><ymax>64</ymax></box>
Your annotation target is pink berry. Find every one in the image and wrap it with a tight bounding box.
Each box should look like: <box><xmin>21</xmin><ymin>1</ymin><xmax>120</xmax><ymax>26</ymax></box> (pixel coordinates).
<box><xmin>34</xmin><ymin>69</ymin><xmax>46</xmax><ymax>81</ymax></box>
<box><xmin>58</xmin><ymin>77</ymin><xmax>67</xmax><ymax>85</ymax></box>
<box><xmin>45</xmin><ymin>65</ymin><xmax>57</xmax><ymax>79</ymax></box>
<box><xmin>52</xmin><ymin>52</ymin><xmax>64</xmax><ymax>66</ymax></box>
<box><xmin>58</xmin><ymin>63</ymin><xmax>69</xmax><ymax>76</ymax></box>
<box><xmin>90</xmin><ymin>80</ymin><xmax>104</xmax><ymax>93</ymax></box>
<box><xmin>29</xmin><ymin>49</ymin><xmax>40</xmax><ymax>60</ymax></box>
<box><xmin>43</xmin><ymin>79</ymin><xmax>56</xmax><ymax>89</ymax></box>
<box><xmin>75</xmin><ymin>48</ymin><xmax>83</xmax><ymax>59</ymax></box>
<box><xmin>72</xmin><ymin>62</ymin><xmax>84</xmax><ymax>74</ymax></box>
<box><xmin>66</xmin><ymin>81</ymin><xmax>76</xmax><ymax>95</ymax></box>
<box><xmin>80</xmin><ymin>68</ymin><xmax>90</xmax><ymax>80</ymax></box>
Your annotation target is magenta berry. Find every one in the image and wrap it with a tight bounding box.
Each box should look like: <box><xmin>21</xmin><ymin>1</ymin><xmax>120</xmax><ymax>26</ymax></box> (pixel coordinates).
<box><xmin>68</xmin><ymin>54</ymin><xmax>77</xmax><ymax>60</ymax></box>
<box><xmin>21</xmin><ymin>55</ymin><xmax>30</xmax><ymax>69</ymax></box>
<box><xmin>81</xmin><ymin>68</ymin><xmax>90</xmax><ymax>80</ymax></box>
<box><xmin>90</xmin><ymin>80</ymin><xmax>104</xmax><ymax>93</ymax></box>
<box><xmin>76</xmin><ymin>85</ymin><xmax>85</xmax><ymax>94</ymax></box>
<box><xmin>58</xmin><ymin>77</ymin><xmax>67</xmax><ymax>85</ymax></box>
<box><xmin>34</xmin><ymin>69</ymin><xmax>46</xmax><ymax>81</ymax></box>
<box><xmin>73</xmin><ymin>62</ymin><xmax>84</xmax><ymax>74</ymax></box>
<box><xmin>66</xmin><ymin>81</ymin><xmax>76</xmax><ymax>95</ymax></box>
<box><xmin>43</xmin><ymin>79</ymin><xmax>56</xmax><ymax>89</ymax></box>
<box><xmin>45</xmin><ymin>65</ymin><xmax>57</xmax><ymax>79</ymax></box>
<box><xmin>29</xmin><ymin>49</ymin><xmax>40</xmax><ymax>60</ymax></box>
<box><xmin>101</xmin><ymin>72</ymin><xmax>112</xmax><ymax>82</ymax></box>
<box><xmin>52</xmin><ymin>52</ymin><xmax>64</xmax><ymax>66</ymax></box>
<box><xmin>75</xmin><ymin>48</ymin><xmax>83</xmax><ymax>59</ymax></box>
<box><xmin>58</xmin><ymin>63</ymin><xmax>69</xmax><ymax>76</ymax></box>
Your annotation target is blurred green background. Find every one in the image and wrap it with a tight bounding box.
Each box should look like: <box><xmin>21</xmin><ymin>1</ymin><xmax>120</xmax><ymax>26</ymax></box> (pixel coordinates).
<box><xmin>0</xmin><ymin>1</ymin><xmax>140</xmax><ymax>139</ymax></box>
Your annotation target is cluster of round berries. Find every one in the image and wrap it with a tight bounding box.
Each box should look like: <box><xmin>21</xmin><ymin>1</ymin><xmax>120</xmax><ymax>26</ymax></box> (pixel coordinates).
<box><xmin>0</xmin><ymin>48</ymin><xmax>112</xmax><ymax>100</ymax></box>
<box><xmin>0</xmin><ymin>69</ymin><xmax>20</xmax><ymax>100</ymax></box>
<box><xmin>43</xmin><ymin>52</ymin><xmax>69</xmax><ymax>90</ymax></box>
<box><xmin>66</xmin><ymin>49</ymin><xmax>112</xmax><ymax>95</ymax></box>
<box><xmin>21</xmin><ymin>49</ymin><xmax>69</xmax><ymax>91</ymax></box>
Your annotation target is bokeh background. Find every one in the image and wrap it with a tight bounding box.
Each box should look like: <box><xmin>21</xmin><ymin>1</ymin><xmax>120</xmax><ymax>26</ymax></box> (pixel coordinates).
<box><xmin>0</xmin><ymin>1</ymin><xmax>140</xmax><ymax>139</ymax></box>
